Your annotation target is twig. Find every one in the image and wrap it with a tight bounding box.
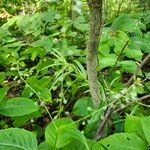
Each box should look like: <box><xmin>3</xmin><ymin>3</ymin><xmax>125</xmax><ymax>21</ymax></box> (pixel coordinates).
<box><xmin>94</xmin><ymin>107</ymin><xmax>114</xmax><ymax>141</ymax></box>
<box><xmin>94</xmin><ymin>94</ymin><xmax>150</xmax><ymax>141</ymax></box>
<box><xmin>114</xmin><ymin>94</ymin><xmax>150</xmax><ymax>113</ymax></box>
<box><xmin>108</xmin><ymin>41</ymin><xmax>129</xmax><ymax>74</ymax></box>
<box><xmin>125</xmin><ymin>53</ymin><xmax>150</xmax><ymax>87</ymax></box>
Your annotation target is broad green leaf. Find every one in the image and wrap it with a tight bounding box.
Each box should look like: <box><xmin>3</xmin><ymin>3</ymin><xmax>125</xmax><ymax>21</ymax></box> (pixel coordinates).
<box><xmin>57</xmin><ymin>125</ymin><xmax>89</xmax><ymax>149</ymax></box>
<box><xmin>45</xmin><ymin>118</ymin><xmax>89</xmax><ymax>150</ymax></box>
<box><xmin>32</xmin><ymin>37</ymin><xmax>53</xmax><ymax>51</ymax></box>
<box><xmin>17</xmin><ymin>13</ymin><xmax>42</xmax><ymax>36</ymax></box>
<box><xmin>125</xmin><ymin>116</ymin><xmax>150</xmax><ymax>144</ymax></box>
<box><xmin>45</xmin><ymin>118</ymin><xmax>74</xmax><ymax>148</ymax></box>
<box><xmin>141</xmin><ymin>32</ymin><xmax>150</xmax><ymax>53</ymax></box>
<box><xmin>0</xmin><ymin>128</ymin><xmax>38</xmax><ymax>150</ymax></box>
<box><xmin>0</xmin><ymin>72</ymin><xmax>5</xmax><ymax>83</ymax></box>
<box><xmin>23</xmin><ymin>47</ymin><xmax>45</xmax><ymax>61</ymax></box>
<box><xmin>73</xmin><ymin>16</ymin><xmax>88</xmax><ymax>32</ymax></box>
<box><xmin>0</xmin><ymin>87</ymin><xmax>8</xmax><ymax>104</ymax></box>
<box><xmin>38</xmin><ymin>141</ymin><xmax>53</xmax><ymax>150</ymax></box>
<box><xmin>61</xmin><ymin>19</ymin><xmax>72</xmax><ymax>33</ymax></box>
<box><xmin>36</xmin><ymin>58</ymin><xmax>54</xmax><ymax>72</ymax></box>
<box><xmin>87</xmin><ymin>140</ymin><xmax>104</xmax><ymax>150</ymax></box>
<box><xmin>21</xmin><ymin>85</ymin><xmax>34</xmax><ymax>98</ymax></box>
<box><xmin>62</xmin><ymin>139</ymin><xmax>104</xmax><ymax>150</ymax></box>
<box><xmin>99</xmin><ymin>54</ymin><xmax>118</xmax><ymax>70</ymax></box>
<box><xmin>142</xmin><ymin>116</ymin><xmax>150</xmax><ymax>144</ymax></box>
<box><xmin>26</xmin><ymin>77</ymin><xmax>52</xmax><ymax>102</ymax></box>
<box><xmin>42</xmin><ymin>9</ymin><xmax>56</xmax><ymax>23</ymax></box>
<box><xmin>13</xmin><ymin>111</ymin><xmax>41</xmax><ymax>127</ymax></box>
<box><xmin>99</xmin><ymin>44</ymin><xmax>110</xmax><ymax>56</ymax></box>
<box><xmin>125</xmin><ymin>48</ymin><xmax>143</xmax><ymax>61</ymax></box>
<box><xmin>120</xmin><ymin>61</ymin><xmax>142</xmax><ymax>75</ymax></box>
<box><xmin>113</xmin><ymin>31</ymin><xmax>129</xmax><ymax>54</ymax></box>
<box><xmin>125</xmin><ymin>116</ymin><xmax>146</xmax><ymax>142</ymax></box>
<box><xmin>0</xmin><ymin>97</ymin><xmax>39</xmax><ymax>117</ymax></box>
<box><xmin>111</xmin><ymin>15</ymin><xmax>136</xmax><ymax>32</ymax></box>
<box><xmin>73</xmin><ymin>97</ymin><xmax>94</xmax><ymax>117</ymax></box>
<box><xmin>145</xmin><ymin>81</ymin><xmax>150</xmax><ymax>90</ymax></box>
<box><xmin>101</xmin><ymin>133</ymin><xmax>147</xmax><ymax>150</ymax></box>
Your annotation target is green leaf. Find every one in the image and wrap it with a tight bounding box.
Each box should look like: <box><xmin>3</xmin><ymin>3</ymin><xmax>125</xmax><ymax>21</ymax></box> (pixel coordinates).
<box><xmin>73</xmin><ymin>16</ymin><xmax>88</xmax><ymax>32</ymax></box>
<box><xmin>99</xmin><ymin>43</ymin><xmax>110</xmax><ymax>56</ymax></box>
<box><xmin>145</xmin><ymin>81</ymin><xmax>150</xmax><ymax>90</ymax></box>
<box><xmin>113</xmin><ymin>31</ymin><xmax>129</xmax><ymax>54</ymax></box>
<box><xmin>21</xmin><ymin>85</ymin><xmax>34</xmax><ymax>98</ymax></box>
<box><xmin>125</xmin><ymin>48</ymin><xmax>143</xmax><ymax>61</ymax></box>
<box><xmin>120</xmin><ymin>61</ymin><xmax>142</xmax><ymax>75</ymax></box>
<box><xmin>17</xmin><ymin>13</ymin><xmax>42</xmax><ymax>37</ymax></box>
<box><xmin>0</xmin><ymin>72</ymin><xmax>5</xmax><ymax>83</ymax></box>
<box><xmin>101</xmin><ymin>133</ymin><xmax>147</xmax><ymax>150</ymax></box>
<box><xmin>141</xmin><ymin>116</ymin><xmax>150</xmax><ymax>144</ymax></box>
<box><xmin>0</xmin><ymin>97</ymin><xmax>39</xmax><ymax>117</ymax></box>
<box><xmin>99</xmin><ymin>54</ymin><xmax>118</xmax><ymax>70</ymax></box>
<box><xmin>0</xmin><ymin>128</ymin><xmax>38</xmax><ymax>150</ymax></box>
<box><xmin>45</xmin><ymin>118</ymin><xmax>74</xmax><ymax>148</ymax></box>
<box><xmin>38</xmin><ymin>141</ymin><xmax>53</xmax><ymax>150</ymax></box>
<box><xmin>0</xmin><ymin>87</ymin><xmax>8</xmax><ymax>104</ymax></box>
<box><xmin>73</xmin><ymin>97</ymin><xmax>94</xmax><ymax>117</ymax></box>
<box><xmin>42</xmin><ymin>9</ymin><xmax>56</xmax><ymax>23</ymax></box>
<box><xmin>45</xmin><ymin>118</ymin><xmax>89</xmax><ymax>150</ymax></box>
<box><xmin>32</xmin><ymin>37</ymin><xmax>53</xmax><ymax>51</ymax></box>
<box><xmin>23</xmin><ymin>47</ymin><xmax>45</xmax><ymax>61</ymax></box>
<box><xmin>111</xmin><ymin>15</ymin><xmax>136</xmax><ymax>32</ymax></box>
<box><xmin>125</xmin><ymin>116</ymin><xmax>150</xmax><ymax>145</ymax></box>
<box><xmin>125</xmin><ymin>116</ymin><xmax>146</xmax><ymax>142</ymax></box>
<box><xmin>87</xmin><ymin>140</ymin><xmax>104</xmax><ymax>150</ymax></box>
<box><xmin>26</xmin><ymin>77</ymin><xmax>52</xmax><ymax>102</ymax></box>
<box><xmin>62</xmin><ymin>139</ymin><xmax>104</xmax><ymax>150</ymax></box>
<box><xmin>141</xmin><ymin>32</ymin><xmax>150</xmax><ymax>53</ymax></box>
<box><xmin>13</xmin><ymin>111</ymin><xmax>41</xmax><ymax>127</ymax></box>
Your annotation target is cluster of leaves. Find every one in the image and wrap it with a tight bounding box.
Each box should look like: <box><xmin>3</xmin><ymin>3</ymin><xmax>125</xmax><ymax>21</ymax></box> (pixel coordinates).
<box><xmin>0</xmin><ymin>116</ymin><xmax>149</xmax><ymax>149</ymax></box>
<box><xmin>0</xmin><ymin>1</ymin><xmax>150</xmax><ymax>149</ymax></box>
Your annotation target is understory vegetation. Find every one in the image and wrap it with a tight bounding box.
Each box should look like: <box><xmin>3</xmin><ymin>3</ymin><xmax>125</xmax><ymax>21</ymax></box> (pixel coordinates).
<box><xmin>0</xmin><ymin>0</ymin><xmax>150</xmax><ymax>149</ymax></box>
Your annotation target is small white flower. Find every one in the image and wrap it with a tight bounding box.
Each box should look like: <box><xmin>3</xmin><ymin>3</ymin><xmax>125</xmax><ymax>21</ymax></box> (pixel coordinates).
<box><xmin>87</xmin><ymin>107</ymin><xmax>92</xmax><ymax>112</ymax></box>
<box><xmin>65</xmin><ymin>111</ymin><xmax>69</xmax><ymax>115</ymax></box>
<box><xmin>54</xmin><ymin>116</ymin><xmax>58</xmax><ymax>120</ymax></box>
<box><xmin>30</xmin><ymin>119</ymin><xmax>34</xmax><ymax>123</ymax></box>
<box><xmin>82</xmin><ymin>121</ymin><xmax>86</xmax><ymax>125</ymax></box>
<box><xmin>63</xmin><ymin>100</ymin><xmax>67</xmax><ymax>104</ymax></box>
<box><xmin>113</xmin><ymin>93</ymin><xmax>122</xmax><ymax>99</ymax></box>
<box><xmin>120</xmin><ymin>88</ymin><xmax>128</xmax><ymax>94</ymax></box>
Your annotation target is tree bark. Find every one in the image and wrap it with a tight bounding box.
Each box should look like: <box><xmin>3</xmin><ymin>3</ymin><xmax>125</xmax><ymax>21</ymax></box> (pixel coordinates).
<box><xmin>86</xmin><ymin>0</ymin><xmax>103</xmax><ymax>108</ymax></box>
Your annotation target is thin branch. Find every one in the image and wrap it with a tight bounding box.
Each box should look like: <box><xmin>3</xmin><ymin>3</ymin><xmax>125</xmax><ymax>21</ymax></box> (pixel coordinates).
<box><xmin>125</xmin><ymin>53</ymin><xmax>150</xmax><ymax>87</ymax></box>
<box><xmin>94</xmin><ymin>94</ymin><xmax>150</xmax><ymax>141</ymax></box>
<box><xmin>108</xmin><ymin>41</ymin><xmax>129</xmax><ymax>74</ymax></box>
<box><xmin>114</xmin><ymin>94</ymin><xmax>150</xmax><ymax>113</ymax></box>
<box><xmin>94</xmin><ymin>107</ymin><xmax>114</xmax><ymax>141</ymax></box>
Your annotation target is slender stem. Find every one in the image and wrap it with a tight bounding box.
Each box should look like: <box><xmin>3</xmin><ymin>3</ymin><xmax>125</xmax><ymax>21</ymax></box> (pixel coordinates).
<box><xmin>125</xmin><ymin>53</ymin><xmax>150</xmax><ymax>87</ymax></box>
<box><xmin>114</xmin><ymin>94</ymin><xmax>150</xmax><ymax>113</ymax></box>
<box><xmin>17</xmin><ymin>66</ymin><xmax>58</xmax><ymax>130</ymax></box>
<box><xmin>108</xmin><ymin>40</ymin><xmax>129</xmax><ymax>75</ymax></box>
<box><xmin>94</xmin><ymin>107</ymin><xmax>114</xmax><ymax>141</ymax></box>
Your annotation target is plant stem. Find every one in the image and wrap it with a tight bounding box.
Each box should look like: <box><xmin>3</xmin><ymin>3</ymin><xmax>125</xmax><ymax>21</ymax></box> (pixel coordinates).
<box><xmin>125</xmin><ymin>53</ymin><xmax>150</xmax><ymax>87</ymax></box>
<box><xmin>108</xmin><ymin>40</ymin><xmax>129</xmax><ymax>75</ymax></box>
<box><xmin>86</xmin><ymin>0</ymin><xmax>103</xmax><ymax>108</ymax></box>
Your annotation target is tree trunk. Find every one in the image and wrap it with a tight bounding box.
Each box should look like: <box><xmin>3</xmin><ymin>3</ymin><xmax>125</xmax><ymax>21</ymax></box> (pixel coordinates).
<box><xmin>86</xmin><ymin>0</ymin><xmax>103</xmax><ymax>108</ymax></box>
